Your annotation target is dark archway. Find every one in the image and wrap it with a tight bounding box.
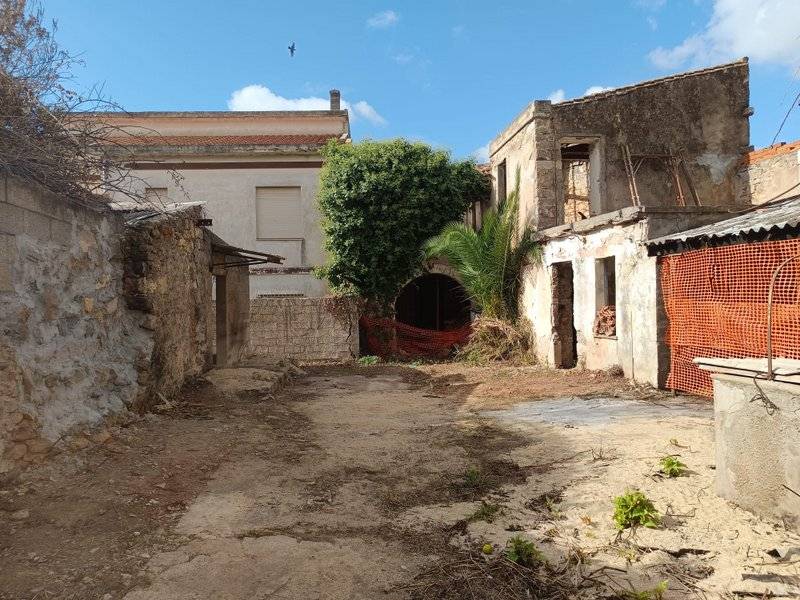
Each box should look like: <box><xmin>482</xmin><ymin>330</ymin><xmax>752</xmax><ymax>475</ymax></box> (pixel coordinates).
<box><xmin>395</xmin><ymin>274</ymin><xmax>471</xmax><ymax>330</ymax></box>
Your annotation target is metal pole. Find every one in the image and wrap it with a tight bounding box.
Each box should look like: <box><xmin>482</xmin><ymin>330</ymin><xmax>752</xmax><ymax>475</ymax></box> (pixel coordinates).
<box><xmin>766</xmin><ymin>252</ymin><xmax>800</xmax><ymax>379</ymax></box>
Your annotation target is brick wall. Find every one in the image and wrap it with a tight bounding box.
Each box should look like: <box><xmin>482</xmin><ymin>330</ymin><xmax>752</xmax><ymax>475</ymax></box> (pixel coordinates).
<box><xmin>249</xmin><ymin>297</ymin><xmax>359</xmax><ymax>362</ymax></box>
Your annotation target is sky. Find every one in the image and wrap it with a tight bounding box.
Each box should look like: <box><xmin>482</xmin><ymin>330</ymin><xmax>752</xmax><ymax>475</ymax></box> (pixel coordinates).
<box><xmin>44</xmin><ymin>0</ymin><xmax>800</xmax><ymax>161</ymax></box>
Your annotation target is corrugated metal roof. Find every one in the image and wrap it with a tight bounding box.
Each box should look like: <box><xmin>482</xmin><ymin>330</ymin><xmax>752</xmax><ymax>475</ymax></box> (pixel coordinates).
<box><xmin>646</xmin><ymin>194</ymin><xmax>800</xmax><ymax>249</ymax></box>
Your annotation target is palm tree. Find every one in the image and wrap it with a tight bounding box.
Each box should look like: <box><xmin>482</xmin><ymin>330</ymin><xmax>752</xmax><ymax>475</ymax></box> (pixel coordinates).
<box><xmin>424</xmin><ymin>177</ymin><xmax>540</xmax><ymax>321</ymax></box>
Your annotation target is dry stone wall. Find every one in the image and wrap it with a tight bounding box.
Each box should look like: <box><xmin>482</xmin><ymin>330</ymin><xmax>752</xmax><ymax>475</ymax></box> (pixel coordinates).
<box><xmin>249</xmin><ymin>297</ymin><xmax>359</xmax><ymax>362</ymax></box>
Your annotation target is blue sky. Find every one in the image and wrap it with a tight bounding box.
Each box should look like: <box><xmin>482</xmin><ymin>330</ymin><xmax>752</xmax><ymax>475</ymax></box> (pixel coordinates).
<box><xmin>46</xmin><ymin>0</ymin><xmax>800</xmax><ymax>160</ymax></box>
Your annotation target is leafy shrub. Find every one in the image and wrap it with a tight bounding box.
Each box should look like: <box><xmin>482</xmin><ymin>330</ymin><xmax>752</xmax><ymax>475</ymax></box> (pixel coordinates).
<box><xmin>613</xmin><ymin>490</ymin><xmax>660</xmax><ymax>530</ymax></box>
<box><xmin>659</xmin><ymin>456</ymin><xmax>687</xmax><ymax>478</ymax></box>
<box><xmin>317</xmin><ymin>139</ymin><xmax>489</xmax><ymax>311</ymax></box>
<box><xmin>504</xmin><ymin>535</ymin><xmax>543</xmax><ymax>567</ymax></box>
<box><xmin>358</xmin><ymin>355</ymin><xmax>380</xmax><ymax>366</ymax></box>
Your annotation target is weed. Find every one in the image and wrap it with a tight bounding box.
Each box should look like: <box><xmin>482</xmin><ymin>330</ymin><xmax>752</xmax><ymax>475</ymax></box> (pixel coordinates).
<box><xmin>462</xmin><ymin>467</ymin><xmax>485</xmax><ymax>490</ymax></box>
<box><xmin>469</xmin><ymin>501</ymin><xmax>503</xmax><ymax>523</ymax></box>
<box><xmin>613</xmin><ymin>490</ymin><xmax>660</xmax><ymax>530</ymax></box>
<box><xmin>580</xmin><ymin>514</ymin><xmax>594</xmax><ymax>526</ymax></box>
<box><xmin>504</xmin><ymin>535</ymin><xmax>543</xmax><ymax>567</ymax></box>
<box><xmin>659</xmin><ymin>456</ymin><xmax>687</xmax><ymax>478</ymax></box>
<box><xmin>622</xmin><ymin>580</ymin><xmax>668</xmax><ymax>600</ymax></box>
<box><xmin>544</xmin><ymin>495</ymin><xmax>564</xmax><ymax>519</ymax></box>
<box><xmin>358</xmin><ymin>355</ymin><xmax>380</xmax><ymax>366</ymax></box>
<box><xmin>481</xmin><ymin>543</ymin><xmax>494</xmax><ymax>555</ymax></box>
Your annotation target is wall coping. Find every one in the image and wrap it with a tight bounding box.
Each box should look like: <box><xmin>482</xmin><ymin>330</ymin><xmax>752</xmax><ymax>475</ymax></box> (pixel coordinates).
<box><xmin>535</xmin><ymin>206</ymin><xmax>730</xmax><ymax>242</ymax></box>
<box><xmin>694</xmin><ymin>356</ymin><xmax>800</xmax><ymax>385</ymax></box>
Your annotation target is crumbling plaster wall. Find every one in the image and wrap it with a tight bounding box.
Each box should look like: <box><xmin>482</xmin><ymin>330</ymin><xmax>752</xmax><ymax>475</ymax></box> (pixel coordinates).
<box><xmin>0</xmin><ymin>176</ymin><xmax>150</xmax><ymax>473</ymax></box>
<box><xmin>249</xmin><ymin>297</ymin><xmax>359</xmax><ymax>362</ymax></box>
<box><xmin>490</xmin><ymin>61</ymin><xmax>751</xmax><ymax>232</ymax></box>
<box><xmin>521</xmin><ymin>221</ymin><xmax>660</xmax><ymax>384</ymax></box>
<box><xmin>123</xmin><ymin>208</ymin><xmax>214</xmax><ymax>409</ymax></box>
<box><xmin>520</xmin><ymin>209</ymin><xmax>731</xmax><ymax>386</ymax></box>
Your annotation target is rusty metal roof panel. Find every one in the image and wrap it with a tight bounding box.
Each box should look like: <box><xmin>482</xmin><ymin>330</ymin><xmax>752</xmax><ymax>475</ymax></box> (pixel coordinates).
<box><xmin>646</xmin><ymin>195</ymin><xmax>800</xmax><ymax>251</ymax></box>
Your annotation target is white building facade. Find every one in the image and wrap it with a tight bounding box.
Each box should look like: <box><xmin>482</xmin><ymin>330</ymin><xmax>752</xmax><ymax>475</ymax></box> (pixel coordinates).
<box><xmin>98</xmin><ymin>91</ymin><xmax>350</xmax><ymax>297</ymax></box>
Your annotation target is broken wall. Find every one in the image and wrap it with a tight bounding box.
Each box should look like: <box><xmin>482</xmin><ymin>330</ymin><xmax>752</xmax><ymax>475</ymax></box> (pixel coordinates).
<box><xmin>249</xmin><ymin>297</ymin><xmax>359</xmax><ymax>362</ymax></box>
<box><xmin>123</xmin><ymin>207</ymin><xmax>215</xmax><ymax>409</ymax></box>
<box><xmin>490</xmin><ymin>60</ymin><xmax>751</xmax><ymax>231</ymax></box>
<box><xmin>521</xmin><ymin>208</ymin><xmax>732</xmax><ymax>386</ymax></box>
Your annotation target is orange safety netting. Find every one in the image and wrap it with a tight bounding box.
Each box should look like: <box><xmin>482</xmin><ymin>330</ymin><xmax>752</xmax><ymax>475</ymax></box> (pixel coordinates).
<box><xmin>661</xmin><ymin>238</ymin><xmax>800</xmax><ymax>397</ymax></box>
<box><xmin>360</xmin><ymin>316</ymin><xmax>472</xmax><ymax>359</ymax></box>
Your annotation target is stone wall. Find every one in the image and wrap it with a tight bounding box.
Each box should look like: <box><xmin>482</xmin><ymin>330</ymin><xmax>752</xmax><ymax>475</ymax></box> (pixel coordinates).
<box><xmin>0</xmin><ymin>176</ymin><xmax>150</xmax><ymax>474</ymax></box>
<box><xmin>0</xmin><ymin>175</ymin><xmax>222</xmax><ymax>475</ymax></box>
<box><xmin>489</xmin><ymin>60</ymin><xmax>751</xmax><ymax>231</ymax></box>
<box><xmin>735</xmin><ymin>142</ymin><xmax>800</xmax><ymax>205</ymax></box>
<box><xmin>249</xmin><ymin>297</ymin><xmax>359</xmax><ymax>362</ymax></box>
<box><xmin>123</xmin><ymin>207</ymin><xmax>214</xmax><ymax>409</ymax></box>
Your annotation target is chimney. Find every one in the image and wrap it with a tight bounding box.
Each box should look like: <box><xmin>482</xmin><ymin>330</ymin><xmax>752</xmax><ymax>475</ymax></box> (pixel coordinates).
<box><xmin>329</xmin><ymin>89</ymin><xmax>341</xmax><ymax>111</ymax></box>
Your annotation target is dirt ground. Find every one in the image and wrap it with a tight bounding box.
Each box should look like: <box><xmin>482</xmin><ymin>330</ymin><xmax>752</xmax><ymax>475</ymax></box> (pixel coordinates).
<box><xmin>1</xmin><ymin>361</ymin><xmax>799</xmax><ymax>599</ymax></box>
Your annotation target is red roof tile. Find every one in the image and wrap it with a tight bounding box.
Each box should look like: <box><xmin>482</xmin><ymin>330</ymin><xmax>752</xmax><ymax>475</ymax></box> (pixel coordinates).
<box><xmin>112</xmin><ymin>134</ymin><xmax>338</xmax><ymax>147</ymax></box>
<box><xmin>742</xmin><ymin>140</ymin><xmax>800</xmax><ymax>165</ymax></box>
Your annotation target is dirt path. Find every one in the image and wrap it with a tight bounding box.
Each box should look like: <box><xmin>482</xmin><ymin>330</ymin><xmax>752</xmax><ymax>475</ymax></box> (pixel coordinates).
<box><xmin>2</xmin><ymin>363</ymin><xmax>799</xmax><ymax>599</ymax></box>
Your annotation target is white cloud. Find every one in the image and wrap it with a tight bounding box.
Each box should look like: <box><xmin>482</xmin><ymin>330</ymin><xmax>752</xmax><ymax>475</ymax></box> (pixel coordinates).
<box><xmin>548</xmin><ymin>89</ymin><xmax>566</xmax><ymax>103</ymax></box>
<box><xmin>352</xmin><ymin>100</ymin><xmax>387</xmax><ymax>126</ymax></box>
<box><xmin>227</xmin><ymin>85</ymin><xmax>387</xmax><ymax>126</ymax></box>
<box><xmin>367</xmin><ymin>10</ymin><xmax>399</xmax><ymax>28</ymax></box>
<box><xmin>648</xmin><ymin>0</ymin><xmax>800</xmax><ymax>70</ymax></box>
<box><xmin>392</xmin><ymin>52</ymin><xmax>414</xmax><ymax>65</ymax></box>
<box><xmin>647</xmin><ymin>15</ymin><xmax>658</xmax><ymax>30</ymax></box>
<box><xmin>451</xmin><ymin>24</ymin><xmax>466</xmax><ymax>37</ymax></box>
<box><xmin>584</xmin><ymin>85</ymin><xmax>614</xmax><ymax>95</ymax></box>
<box><xmin>472</xmin><ymin>143</ymin><xmax>490</xmax><ymax>163</ymax></box>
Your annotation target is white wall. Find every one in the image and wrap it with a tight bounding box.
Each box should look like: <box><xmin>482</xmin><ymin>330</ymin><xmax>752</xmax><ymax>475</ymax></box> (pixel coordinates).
<box><xmin>128</xmin><ymin>161</ymin><xmax>328</xmax><ymax>297</ymax></box>
<box><xmin>521</xmin><ymin>220</ymin><xmax>663</xmax><ymax>386</ymax></box>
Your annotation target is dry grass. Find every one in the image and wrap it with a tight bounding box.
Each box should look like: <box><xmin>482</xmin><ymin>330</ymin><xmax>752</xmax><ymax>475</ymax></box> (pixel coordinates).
<box><xmin>404</xmin><ymin>549</ymin><xmax>585</xmax><ymax>600</ymax></box>
<box><xmin>458</xmin><ymin>317</ymin><xmax>533</xmax><ymax>364</ymax></box>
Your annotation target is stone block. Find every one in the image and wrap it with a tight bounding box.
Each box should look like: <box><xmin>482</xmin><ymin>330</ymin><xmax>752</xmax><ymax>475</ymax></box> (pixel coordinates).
<box><xmin>23</xmin><ymin>209</ymin><xmax>52</xmax><ymax>241</ymax></box>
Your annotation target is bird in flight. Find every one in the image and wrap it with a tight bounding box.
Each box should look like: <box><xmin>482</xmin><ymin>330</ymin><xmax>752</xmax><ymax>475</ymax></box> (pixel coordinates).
<box><xmin>288</xmin><ymin>42</ymin><xmax>296</xmax><ymax>57</ymax></box>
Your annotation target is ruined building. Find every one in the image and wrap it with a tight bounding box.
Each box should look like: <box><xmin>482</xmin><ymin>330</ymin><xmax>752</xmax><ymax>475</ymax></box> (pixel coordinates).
<box><xmin>488</xmin><ymin>59</ymin><xmax>753</xmax><ymax>385</ymax></box>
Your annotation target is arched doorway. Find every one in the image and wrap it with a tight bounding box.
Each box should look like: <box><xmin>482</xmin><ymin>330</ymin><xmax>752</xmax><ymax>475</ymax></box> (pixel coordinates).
<box><xmin>395</xmin><ymin>274</ymin><xmax>471</xmax><ymax>330</ymax></box>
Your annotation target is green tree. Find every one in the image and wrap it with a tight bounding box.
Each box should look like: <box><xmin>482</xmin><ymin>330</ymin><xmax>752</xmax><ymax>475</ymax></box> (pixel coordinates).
<box><xmin>424</xmin><ymin>178</ymin><xmax>540</xmax><ymax>320</ymax></box>
<box><xmin>317</xmin><ymin>139</ymin><xmax>489</xmax><ymax>310</ymax></box>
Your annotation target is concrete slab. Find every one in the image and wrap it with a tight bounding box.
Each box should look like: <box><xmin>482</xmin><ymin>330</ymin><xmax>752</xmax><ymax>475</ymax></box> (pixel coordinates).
<box><xmin>484</xmin><ymin>395</ymin><xmax>711</xmax><ymax>427</ymax></box>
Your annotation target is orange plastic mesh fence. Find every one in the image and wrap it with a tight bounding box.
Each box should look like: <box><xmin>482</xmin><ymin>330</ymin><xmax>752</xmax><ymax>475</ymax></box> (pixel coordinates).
<box><xmin>360</xmin><ymin>316</ymin><xmax>472</xmax><ymax>360</ymax></box>
<box><xmin>661</xmin><ymin>238</ymin><xmax>800</xmax><ymax>397</ymax></box>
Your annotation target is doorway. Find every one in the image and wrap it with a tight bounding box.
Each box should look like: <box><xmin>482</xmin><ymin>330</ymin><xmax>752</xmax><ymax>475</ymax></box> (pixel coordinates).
<box><xmin>552</xmin><ymin>262</ymin><xmax>577</xmax><ymax>368</ymax></box>
<box><xmin>395</xmin><ymin>274</ymin><xmax>470</xmax><ymax>330</ymax></box>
